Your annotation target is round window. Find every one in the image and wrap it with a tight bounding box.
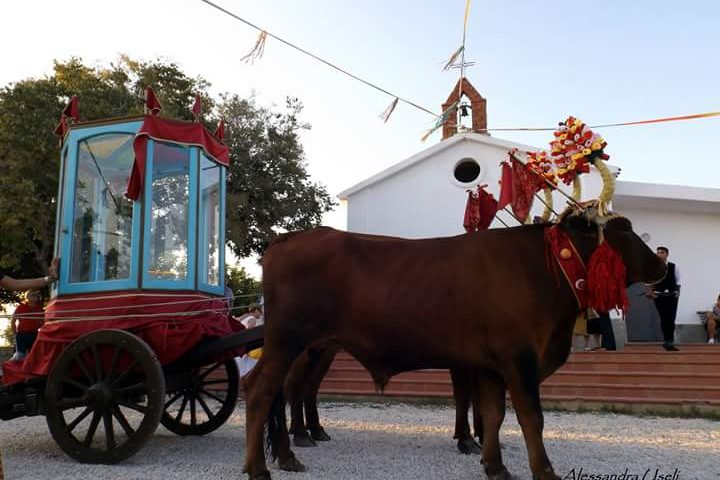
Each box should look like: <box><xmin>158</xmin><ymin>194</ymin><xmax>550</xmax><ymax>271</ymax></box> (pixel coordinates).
<box><xmin>453</xmin><ymin>158</ymin><xmax>481</xmax><ymax>184</ymax></box>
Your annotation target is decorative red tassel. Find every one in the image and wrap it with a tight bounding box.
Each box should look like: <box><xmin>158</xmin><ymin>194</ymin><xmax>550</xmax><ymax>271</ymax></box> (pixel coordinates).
<box><xmin>587</xmin><ymin>242</ymin><xmax>628</xmax><ymax>313</ymax></box>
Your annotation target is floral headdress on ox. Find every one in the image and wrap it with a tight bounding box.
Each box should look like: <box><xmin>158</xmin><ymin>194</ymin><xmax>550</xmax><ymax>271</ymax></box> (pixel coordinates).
<box><xmin>550</xmin><ymin>116</ymin><xmax>614</xmax><ymax>215</ymax></box>
<box><xmin>525</xmin><ymin>150</ymin><xmax>557</xmax><ymax>222</ymax></box>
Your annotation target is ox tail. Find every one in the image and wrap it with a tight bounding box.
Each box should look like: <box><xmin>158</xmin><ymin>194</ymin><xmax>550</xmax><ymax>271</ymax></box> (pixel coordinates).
<box><xmin>265</xmin><ymin>390</ymin><xmax>286</xmax><ymax>461</ymax></box>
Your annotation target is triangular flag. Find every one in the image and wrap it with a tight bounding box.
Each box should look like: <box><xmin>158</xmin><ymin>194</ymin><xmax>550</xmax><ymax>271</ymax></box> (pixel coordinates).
<box><xmin>463</xmin><ymin>190</ymin><xmax>480</xmax><ymax>233</ymax></box>
<box><xmin>62</xmin><ymin>95</ymin><xmax>79</xmax><ymax>122</ymax></box>
<box><xmin>54</xmin><ymin>115</ymin><xmax>68</xmax><ymax>140</ymax></box>
<box><xmin>191</xmin><ymin>94</ymin><xmax>202</xmax><ymax>121</ymax></box>
<box><xmin>214</xmin><ymin>119</ymin><xmax>226</xmax><ymax>141</ymax></box>
<box><xmin>145</xmin><ymin>87</ymin><xmax>162</xmax><ymax>115</ymax></box>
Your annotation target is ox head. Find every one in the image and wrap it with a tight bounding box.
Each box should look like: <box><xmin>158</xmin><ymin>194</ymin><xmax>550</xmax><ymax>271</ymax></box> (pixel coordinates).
<box><xmin>560</xmin><ymin>207</ymin><xmax>666</xmax><ymax>286</ymax></box>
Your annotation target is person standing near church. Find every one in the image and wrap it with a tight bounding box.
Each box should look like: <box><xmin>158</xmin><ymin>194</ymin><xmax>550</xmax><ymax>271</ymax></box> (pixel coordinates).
<box><xmin>650</xmin><ymin>246</ymin><xmax>680</xmax><ymax>351</ymax></box>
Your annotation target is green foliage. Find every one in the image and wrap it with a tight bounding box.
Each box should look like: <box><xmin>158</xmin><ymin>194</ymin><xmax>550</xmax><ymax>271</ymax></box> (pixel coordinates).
<box><xmin>0</xmin><ymin>56</ymin><xmax>334</xmax><ymax>302</ymax></box>
<box><xmin>225</xmin><ymin>265</ymin><xmax>262</xmax><ymax>313</ymax></box>
<box><xmin>222</xmin><ymin>95</ymin><xmax>336</xmax><ymax>257</ymax></box>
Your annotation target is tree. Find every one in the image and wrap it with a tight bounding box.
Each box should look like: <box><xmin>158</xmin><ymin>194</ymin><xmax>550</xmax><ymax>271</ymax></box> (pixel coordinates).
<box><xmin>222</xmin><ymin>95</ymin><xmax>335</xmax><ymax>257</ymax></box>
<box><xmin>0</xmin><ymin>57</ymin><xmax>334</xmax><ymax>302</ymax></box>
<box><xmin>225</xmin><ymin>266</ymin><xmax>262</xmax><ymax>314</ymax></box>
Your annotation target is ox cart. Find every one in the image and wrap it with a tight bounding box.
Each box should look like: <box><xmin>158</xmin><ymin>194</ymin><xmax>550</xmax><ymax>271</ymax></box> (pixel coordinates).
<box><xmin>0</xmin><ymin>105</ymin><xmax>262</xmax><ymax>463</ymax></box>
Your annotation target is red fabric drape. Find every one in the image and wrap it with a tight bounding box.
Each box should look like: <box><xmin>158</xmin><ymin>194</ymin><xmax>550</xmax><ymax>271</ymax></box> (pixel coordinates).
<box><xmin>497</xmin><ymin>161</ymin><xmax>513</xmax><ymax>211</ymax></box>
<box><xmin>145</xmin><ymin>87</ymin><xmax>162</xmax><ymax>115</ymax></box>
<box><xmin>192</xmin><ymin>94</ymin><xmax>202</xmax><ymax>120</ymax></box>
<box><xmin>62</xmin><ymin>95</ymin><xmax>79</xmax><ymax>122</ymax></box>
<box><xmin>464</xmin><ymin>187</ymin><xmax>498</xmax><ymax>232</ymax></box>
<box><xmin>509</xmin><ymin>159</ymin><xmax>539</xmax><ymax>222</ymax></box>
<box><xmin>125</xmin><ymin>115</ymin><xmax>230</xmax><ymax>200</ymax></box>
<box><xmin>1</xmin><ymin>291</ymin><xmax>245</xmax><ymax>386</ymax></box>
<box><xmin>214</xmin><ymin>119</ymin><xmax>225</xmax><ymax>141</ymax></box>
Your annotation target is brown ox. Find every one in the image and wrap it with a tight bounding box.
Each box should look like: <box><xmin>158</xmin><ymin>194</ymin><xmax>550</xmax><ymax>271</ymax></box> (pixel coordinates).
<box><xmin>243</xmin><ymin>212</ymin><xmax>665</xmax><ymax>480</ymax></box>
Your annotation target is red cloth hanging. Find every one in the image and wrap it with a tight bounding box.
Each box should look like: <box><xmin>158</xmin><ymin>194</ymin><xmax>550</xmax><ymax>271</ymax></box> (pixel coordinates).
<box><xmin>464</xmin><ymin>186</ymin><xmax>498</xmax><ymax>232</ymax></box>
<box><xmin>145</xmin><ymin>87</ymin><xmax>162</xmax><ymax>115</ymax></box>
<box><xmin>62</xmin><ymin>95</ymin><xmax>79</xmax><ymax>122</ymax></box>
<box><xmin>191</xmin><ymin>94</ymin><xmax>202</xmax><ymax>120</ymax></box>
<box><xmin>587</xmin><ymin>242</ymin><xmax>629</xmax><ymax>313</ymax></box>
<box><xmin>125</xmin><ymin>115</ymin><xmax>230</xmax><ymax>200</ymax></box>
<box><xmin>463</xmin><ymin>190</ymin><xmax>480</xmax><ymax>232</ymax></box>
<box><xmin>214</xmin><ymin>119</ymin><xmax>225</xmax><ymax>141</ymax></box>
<box><xmin>497</xmin><ymin>161</ymin><xmax>513</xmax><ymax>211</ymax></box>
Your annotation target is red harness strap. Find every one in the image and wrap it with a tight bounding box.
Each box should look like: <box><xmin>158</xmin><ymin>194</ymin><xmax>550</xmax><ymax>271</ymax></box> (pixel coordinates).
<box><xmin>544</xmin><ymin>226</ymin><xmax>588</xmax><ymax>310</ymax></box>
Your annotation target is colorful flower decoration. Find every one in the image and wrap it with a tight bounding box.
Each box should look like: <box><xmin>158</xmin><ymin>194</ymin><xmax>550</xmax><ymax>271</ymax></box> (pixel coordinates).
<box><xmin>525</xmin><ymin>150</ymin><xmax>558</xmax><ymax>187</ymax></box>
<box><xmin>550</xmin><ymin>116</ymin><xmax>609</xmax><ymax>185</ymax></box>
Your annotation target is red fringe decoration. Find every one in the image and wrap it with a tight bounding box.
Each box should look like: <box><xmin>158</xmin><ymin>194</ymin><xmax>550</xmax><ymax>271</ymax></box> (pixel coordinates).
<box><xmin>587</xmin><ymin>242</ymin><xmax>628</xmax><ymax>313</ymax></box>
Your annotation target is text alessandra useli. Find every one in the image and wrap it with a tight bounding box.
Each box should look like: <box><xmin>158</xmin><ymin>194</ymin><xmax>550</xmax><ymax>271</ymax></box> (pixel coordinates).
<box><xmin>564</xmin><ymin>468</ymin><xmax>679</xmax><ymax>480</ymax></box>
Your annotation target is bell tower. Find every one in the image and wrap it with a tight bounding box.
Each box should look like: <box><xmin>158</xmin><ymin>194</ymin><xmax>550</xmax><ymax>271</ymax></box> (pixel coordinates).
<box><xmin>441</xmin><ymin>77</ymin><xmax>487</xmax><ymax>140</ymax></box>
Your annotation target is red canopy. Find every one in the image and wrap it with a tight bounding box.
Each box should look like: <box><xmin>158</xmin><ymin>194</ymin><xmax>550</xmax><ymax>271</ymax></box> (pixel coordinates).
<box><xmin>125</xmin><ymin>115</ymin><xmax>230</xmax><ymax>200</ymax></box>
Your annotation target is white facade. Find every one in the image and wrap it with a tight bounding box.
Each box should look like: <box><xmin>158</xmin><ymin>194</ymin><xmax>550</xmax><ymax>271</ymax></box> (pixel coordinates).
<box><xmin>339</xmin><ymin>132</ymin><xmax>720</xmax><ymax>325</ymax></box>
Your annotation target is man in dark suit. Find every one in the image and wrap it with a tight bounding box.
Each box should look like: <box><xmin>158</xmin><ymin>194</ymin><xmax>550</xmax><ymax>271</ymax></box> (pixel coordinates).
<box><xmin>650</xmin><ymin>246</ymin><xmax>681</xmax><ymax>351</ymax></box>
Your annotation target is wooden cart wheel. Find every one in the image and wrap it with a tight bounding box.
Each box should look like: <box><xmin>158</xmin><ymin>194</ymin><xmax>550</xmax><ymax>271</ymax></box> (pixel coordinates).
<box><xmin>161</xmin><ymin>359</ymin><xmax>239</xmax><ymax>436</ymax></box>
<box><xmin>44</xmin><ymin>329</ymin><xmax>165</xmax><ymax>464</ymax></box>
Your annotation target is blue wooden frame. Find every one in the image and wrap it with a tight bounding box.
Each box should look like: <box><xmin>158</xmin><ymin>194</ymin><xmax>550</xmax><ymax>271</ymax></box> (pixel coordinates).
<box><xmin>197</xmin><ymin>154</ymin><xmax>226</xmax><ymax>296</ymax></box>
<box><xmin>57</xmin><ymin>122</ymin><xmax>143</xmax><ymax>295</ymax></box>
<box><xmin>141</xmin><ymin>140</ymin><xmax>198</xmax><ymax>291</ymax></box>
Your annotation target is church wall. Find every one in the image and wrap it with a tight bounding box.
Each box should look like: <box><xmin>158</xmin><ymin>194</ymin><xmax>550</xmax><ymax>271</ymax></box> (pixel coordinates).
<box><xmin>610</xmin><ymin>206</ymin><xmax>720</xmax><ymax>325</ymax></box>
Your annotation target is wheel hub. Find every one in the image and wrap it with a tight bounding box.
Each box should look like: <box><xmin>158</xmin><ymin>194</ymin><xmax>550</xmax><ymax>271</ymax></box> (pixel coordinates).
<box><xmin>87</xmin><ymin>382</ymin><xmax>113</xmax><ymax>409</ymax></box>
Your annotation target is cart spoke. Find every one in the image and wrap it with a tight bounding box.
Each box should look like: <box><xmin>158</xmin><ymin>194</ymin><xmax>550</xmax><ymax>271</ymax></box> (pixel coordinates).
<box><xmin>201</xmin><ymin>379</ymin><xmax>230</xmax><ymax>386</ymax></box>
<box><xmin>61</xmin><ymin>376</ymin><xmax>89</xmax><ymax>391</ymax></box>
<box><xmin>111</xmin><ymin>359</ymin><xmax>139</xmax><ymax>387</ymax></box>
<box><xmin>175</xmin><ymin>396</ymin><xmax>189</xmax><ymax>422</ymax></box>
<box><xmin>196</xmin><ymin>394</ymin><xmax>215</xmax><ymax>419</ymax></box>
<box><xmin>103</xmin><ymin>411</ymin><xmax>116</xmax><ymax>451</ymax></box>
<box><xmin>115</xmin><ymin>382</ymin><xmax>146</xmax><ymax>395</ymax></box>
<box><xmin>91</xmin><ymin>344</ymin><xmax>104</xmax><ymax>382</ymax></box>
<box><xmin>198</xmin><ymin>362</ymin><xmax>222</xmax><ymax>380</ymax></box>
<box><xmin>73</xmin><ymin>356</ymin><xmax>95</xmax><ymax>385</ymax></box>
<box><xmin>112</xmin><ymin>405</ymin><xmax>135</xmax><ymax>437</ymax></box>
<box><xmin>199</xmin><ymin>388</ymin><xmax>225</xmax><ymax>404</ymax></box>
<box><xmin>83</xmin><ymin>410</ymin><xmax>102</xmax><ymax>447</ymax></box>
<box><xmin>59</xmin><ymin>396</ymin><xmax>91</xmax><ymax>410</ymax></box>
<box><xmin>65</xmin><ymin>406</ymin><xmax>93</xmax><ymax>434</ymax></box>
<box><xmin>118</xmin><ymin>400</ymin><xmax>149</xmax><ymax>414</ymax></box>
<box><xmin>105</xmin><ymin>345</ymin><xmax>122</xmax><ymax>382</ymax></box>
<box><xmin>164</xmin><ymin>391</ymin><xmax>183</xmax><ymax>409</ymax></box>
<box><xmin>190</xmin><ymin>396</ymin><xmax>197</xmax><ymax>426</ymax></box>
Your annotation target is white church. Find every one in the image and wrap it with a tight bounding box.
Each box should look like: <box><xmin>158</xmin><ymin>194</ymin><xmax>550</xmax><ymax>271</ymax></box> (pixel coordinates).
<box><xmin>339</xmin><ymin>79</ymin><xmax>720</xmax><ymax>342</ymax></box>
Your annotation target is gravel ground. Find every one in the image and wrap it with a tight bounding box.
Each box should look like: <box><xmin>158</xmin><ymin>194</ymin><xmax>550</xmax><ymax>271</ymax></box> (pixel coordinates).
<box><xmin>1</xmin><ymin>400</ymin><xmax>718</xmax><ymax>480</ymax></box>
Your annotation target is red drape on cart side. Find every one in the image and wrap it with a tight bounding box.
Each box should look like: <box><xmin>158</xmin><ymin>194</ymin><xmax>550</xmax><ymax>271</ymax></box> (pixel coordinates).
<box><xmin>2</xmin><ymin>291</ymin><xmax>245</xmax><ymax>386</ymax></box>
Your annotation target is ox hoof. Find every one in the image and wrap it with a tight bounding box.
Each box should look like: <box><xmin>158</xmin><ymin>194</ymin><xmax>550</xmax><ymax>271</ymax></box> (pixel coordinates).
<box><xmin>310</xmin><ymin>427</ymin><xmax>331</xmax><ymax>442</ymax></box>
<box><xmin>457</xmin><ymin>438</ymin><xmax>482</xmax><ymax>455</ymax></box>
<box><xmin>293</xmin><ymin>432</ymin><xmax>318</xmax><ymax>447</ymax></box>
<box><xmin>279</xmin><ymin>455</ymin><xmax>306</xmax><ymax>472</ymax></box>
<box><xmin>532</xmin><ymin>468</ymin><xmax>561</xmax><ymax>480</ymax></box>
<box><xmin>485</xmin><ymin>465</ymin><xmax>512</xmax><ymax>480</ymax></box>
<box><xmin>248</xmin><ymin>472</ymin><xmax>272</xmax><ymax>480</ymax></box>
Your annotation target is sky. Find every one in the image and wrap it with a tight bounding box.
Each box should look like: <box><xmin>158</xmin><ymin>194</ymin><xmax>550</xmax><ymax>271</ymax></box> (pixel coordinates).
<box><xmin>2</xmin><ymin>0</ymin><xmax>719</xmax><ymax>274</ymax></box>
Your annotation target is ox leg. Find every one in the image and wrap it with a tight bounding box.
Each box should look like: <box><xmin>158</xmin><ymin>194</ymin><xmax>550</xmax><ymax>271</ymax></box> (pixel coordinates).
<box><xmin>450</xmin><ymin>368</ymin><xmax>481</xmax><ymax>455</ymax></box>
<box><xmin>306</xmin><ymin>345</ymin><xmax>338</xmax><ymax>442</ymax></box>
<box><xmin>243</xmin><ymin>349</ymin><xmax>305</xmax><ymax>479</ymax></box>
<box><xmin>504</xmin><ymin>350</ymin><xmax>559</xmax><ymax>480</ymax></box>
<box><xmin>479</xmin><ymin>372</ymin><xmax>510</xmax><ymax>480</ymax></box>
<box><xmin>285</xmin><ymin>350</ymin><xmax>317</xmax><ymax>447</ymax></box>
